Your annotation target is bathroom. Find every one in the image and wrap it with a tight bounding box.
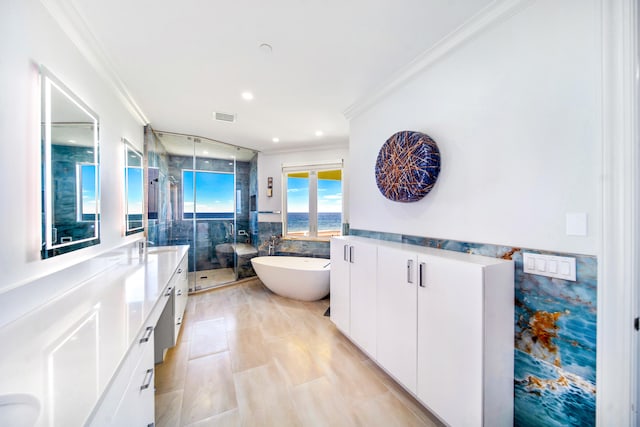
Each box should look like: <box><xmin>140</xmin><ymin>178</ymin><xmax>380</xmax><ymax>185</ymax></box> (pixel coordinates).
<box><xmin>0</xmin><ymin>0</ymin><xmax>638</xmax><ymax>426</ymax></box>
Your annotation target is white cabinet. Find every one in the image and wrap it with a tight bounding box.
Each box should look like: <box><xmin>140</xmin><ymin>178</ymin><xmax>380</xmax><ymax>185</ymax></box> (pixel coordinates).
<box><xmin>417</xmin><ymin>254</ymin><xmax>514</xmax><ymax>426</ymax></box>
<box><xmin>330</xmin><ymin>237</ymin><xmax>378</xmax><ymax>357</ymax></box>
<box><xmin>111</xmin><ymin>329</ymin><xmax>156</xmax><ymax>426</ymax></box>
<box><xmin>173</xmin><ymin>255</ymin><xmax>188</xmax><ymax>340</ymax></box>
<box><xmin>376</xmin><ymin>245</ymin><xmax>418</xmax><ymax>392</ymax></box>
<box><xmin>332</xmin><ymin>237</ymin><xmax>513</xmax><ymax>427</ymax></box>
<box><xmin>329</xmin><ymin>238</ymin><xmax>350</xmax><ymax>334</ymax></box>
<box><xmin>89</xmin><ymin>313</ymin><xmax>159</xmax><ymax>426</ymax></box>
<box><xmin>155</xmin><ymin>252</ymin><xmax>189</xmax><ymax>363</ymax></box>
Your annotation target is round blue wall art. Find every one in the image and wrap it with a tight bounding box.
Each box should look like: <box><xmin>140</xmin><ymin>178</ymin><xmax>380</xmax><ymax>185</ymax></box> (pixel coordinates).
<box><xmin>375</xmin><ymin>130</ymin><xmax>441</xmax><ymax>202</ymax></box>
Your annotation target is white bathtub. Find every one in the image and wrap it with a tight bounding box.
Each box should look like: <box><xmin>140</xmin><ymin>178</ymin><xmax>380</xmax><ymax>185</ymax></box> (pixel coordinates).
<box><xmin>250</xmin><ymin>256</ymin><xmax>330</xmax><ymax>301</ymax></box>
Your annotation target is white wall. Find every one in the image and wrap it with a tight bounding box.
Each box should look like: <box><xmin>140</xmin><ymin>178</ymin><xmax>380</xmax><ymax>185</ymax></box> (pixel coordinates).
<box><xmin>257</xmin><ymin>146</ymin><xmax>349</xmax><ymax>223</ymax></box>
<box><xmin>0</xmin><ymin>0</ymin><xmax>144</xmax><ymax>293</ymax></box>
<box><xmin>349</xmin><ymin>0</ymin><xmax>600</xmax><ymax>256</ymax></box>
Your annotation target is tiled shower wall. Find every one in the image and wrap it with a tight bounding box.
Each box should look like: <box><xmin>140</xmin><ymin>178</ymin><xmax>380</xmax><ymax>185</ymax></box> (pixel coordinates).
<box><xmin>350</xmin><ymin>228</ymin><xmax>597</xmax><ymax>427</ymax></box>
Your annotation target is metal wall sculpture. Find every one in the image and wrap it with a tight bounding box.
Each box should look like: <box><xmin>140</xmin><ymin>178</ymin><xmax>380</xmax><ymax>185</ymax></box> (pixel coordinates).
<box><xmin>375</xmin><ymin>131</ymin><xmax>441</xmax><ymax>202</ymax></box>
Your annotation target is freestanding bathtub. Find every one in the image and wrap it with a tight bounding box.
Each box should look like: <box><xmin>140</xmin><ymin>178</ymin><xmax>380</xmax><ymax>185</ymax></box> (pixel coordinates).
<box><xmin>251</xmin><ymin>256</ymin><xmax>330</xmax><ymax>301</ymax></box>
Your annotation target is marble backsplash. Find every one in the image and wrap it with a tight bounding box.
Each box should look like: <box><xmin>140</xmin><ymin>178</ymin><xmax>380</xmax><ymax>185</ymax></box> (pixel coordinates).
<box><xmin>350</xmin><ymin>228</ymin><xmax>597</xmax><ymax>427</ymax></box>
<box><xmin>256</xmin><ymin>222</ymin><xmax>330</xmax><ymax>258</ymax></box>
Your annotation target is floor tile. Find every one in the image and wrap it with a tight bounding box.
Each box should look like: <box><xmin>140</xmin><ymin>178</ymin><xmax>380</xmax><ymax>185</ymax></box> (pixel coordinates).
<box><xmin>155</xmin><ymin>390</ymin><xmax>183</xmax><ymax>427</ymax></box>
<box><xmin>233</xmin><ymin>362</ymin><xmax>301</xmax><ymax>426</ymax></box>
<box><xmin>155</xmin><ymin>279</ymin><xmax>441</xmax><ymax>427</ymax></box>
<box><xmin>189</xmin><ymin>319</ymin><xmax>228</xmax><ymax>359</ymax></box>
<box><xmin>180</xmin><ymin>352</ymin><xmax>237</xmax><ymax>425</ymax></box>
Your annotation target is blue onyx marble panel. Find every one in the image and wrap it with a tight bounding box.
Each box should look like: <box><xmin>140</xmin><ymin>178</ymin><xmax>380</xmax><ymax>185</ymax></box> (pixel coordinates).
<box><xmin>350</xmin><ymin>228</ymin><xmax>596</xmax><ymax>427</ymax></box>
<box><xmin>256</xmin><ymin>221</ymin><xmax>329</xmax><ymax>258</ymax></box>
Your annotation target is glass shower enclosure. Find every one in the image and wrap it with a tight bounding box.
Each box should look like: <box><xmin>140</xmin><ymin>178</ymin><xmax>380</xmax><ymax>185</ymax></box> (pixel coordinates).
<box><xmin>145</xmin><ymin>128</ymin><xmax>258</xmax><ymax>292</ymax></box>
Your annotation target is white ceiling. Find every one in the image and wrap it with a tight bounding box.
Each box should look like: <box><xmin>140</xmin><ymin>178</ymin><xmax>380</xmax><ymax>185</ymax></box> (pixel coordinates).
<box><xmin>68</xmin><ymin>0</ymin><xmax>494</xmax><ymax>153</ymax></box>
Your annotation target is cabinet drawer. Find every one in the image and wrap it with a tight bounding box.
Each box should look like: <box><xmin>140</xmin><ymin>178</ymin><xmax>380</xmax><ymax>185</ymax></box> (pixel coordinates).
<box><xmin>87</xmin><ymin>318</ymin><xmax>157</xmax><ymax>425</ymax></box>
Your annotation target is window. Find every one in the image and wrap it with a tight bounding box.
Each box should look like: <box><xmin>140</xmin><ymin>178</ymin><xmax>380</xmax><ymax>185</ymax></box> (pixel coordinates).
<box><xmin>182</xmin><ymin>169</ymin><xmax>234</xmax><ymax>219</ymax></box>
<box><xmin>76</xmin><ymin>163</ymin><xmax>98</xmax><ymax>221</ymax></box>
<box><xmin>283</xmin><ymin>162</ymin><xmax>343</xmax><ymax>238</ymax></box>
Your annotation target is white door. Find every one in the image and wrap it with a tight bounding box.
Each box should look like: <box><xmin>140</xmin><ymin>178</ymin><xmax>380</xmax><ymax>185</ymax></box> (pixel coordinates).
<box><xmin>330</xmin><ymin>238</ymin><xmax>351</xmax><ymax>334</ymax></box>
<box><xmin>377</xmin><ymin>245</ymin><xmax>418</xmax><ymax>393</ymax></box>
<box><xmin>417</xmin><ymin>255</ymin><xmax>484</xmax><ymax>426</ymax></box>
<box><xmin>349</xmin><ymin>240</ymin><xmax>378</xmax><ymax>357</ymax></box>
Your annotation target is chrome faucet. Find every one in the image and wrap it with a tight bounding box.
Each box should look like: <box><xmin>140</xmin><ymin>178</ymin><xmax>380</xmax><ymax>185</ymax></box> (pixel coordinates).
<box><xmin>268</xmin><ymin>235</ymin><xmax>280</xmax><ymax>256</ymax></box>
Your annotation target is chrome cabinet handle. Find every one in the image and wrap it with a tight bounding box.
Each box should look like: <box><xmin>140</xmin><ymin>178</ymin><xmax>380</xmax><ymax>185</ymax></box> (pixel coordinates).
<box><xmin>139</xmin><ymin>326</ymin><xmax>153</xmax><ymax>343</ymax></box>
<box><xmin>407</xmin><ymin>259</ymin><xmax>414</xmax><ymax>284</ymax></box>
<box><xmin>343</xmin><ymin>244</ymin><xmax>349</xmax><ymax>262</ymax></box>
<box><xmin>176</xmin><ymin>289</ymin><xmax>182</xmax><ymax>296</ymax></box>
<box><xmin>164</xmin><ymin>286</ymin><xmax>174</xmax><ymax>297</ymax></box>
<box><xmin>419</xmin><ymin>262</ymin><xmax>426</xmax><ymax>287</ymax></box>
<box><xmin>176</xmin><ymin>317</ymin><xmax>182</xmax><ymax>326</ymax></box>
<box><xmin>177</xmin><ymin>268</ymin><xmax>183</xmax><ymax>274</ymax></box>
<box><xmin>349</xmin><ymin>246</ymin><xmax>355</xmax><ymax>263</ymax></box>
<box><xmin>140</xmin><ymin>368</ymin><xmax>154</xmax><ymax>390</ymax></box>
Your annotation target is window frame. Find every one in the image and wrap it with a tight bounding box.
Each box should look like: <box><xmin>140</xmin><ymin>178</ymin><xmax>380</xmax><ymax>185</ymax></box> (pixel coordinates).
<box><xmin>282</xmin><ymin>161</ymin><xmax>343</xmax><ymax>239</ymax></box>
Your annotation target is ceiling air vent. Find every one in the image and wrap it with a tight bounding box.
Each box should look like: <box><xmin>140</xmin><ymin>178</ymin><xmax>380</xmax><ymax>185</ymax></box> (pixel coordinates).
<box><xmin>214</xmin><ymin>111</ymin><xmax>236</xmax><ymax>123</ymax></box>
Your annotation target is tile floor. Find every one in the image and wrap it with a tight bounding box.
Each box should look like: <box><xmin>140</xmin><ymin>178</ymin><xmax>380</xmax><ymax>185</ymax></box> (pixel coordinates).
<box><xmin>154</xmin><ymin>278</ymin><xmax>443</xmax><ymax>427</ymax></box>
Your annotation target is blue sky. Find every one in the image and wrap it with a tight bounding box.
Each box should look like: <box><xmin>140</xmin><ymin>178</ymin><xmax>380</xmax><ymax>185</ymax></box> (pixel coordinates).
<box><xmin>126</xmin><ymin>167</ymin><xmax>143</xmax><ymax>214</ymax></box>
<box><xmin>183</xmin><ymin>170</ymin><xmax>234</xmax><ymax>213</ymax></box>
<box><xmin>287</xmin><ymin>176</ymin><xmax>342</xmax><ymax>213</ymax></box>
<box><xmin>80</xmin><ymin>164</ymin><xmax>97</xmax><ymax>214</ymax></box>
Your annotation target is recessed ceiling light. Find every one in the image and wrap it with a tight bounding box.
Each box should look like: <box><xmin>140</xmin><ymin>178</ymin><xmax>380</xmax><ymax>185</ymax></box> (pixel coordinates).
<box><xmin>241</xmin><ymin>92</ymin><xmax>254</xmax><ymax>101</ymax></box>
<box><xmin>272</xmin><ymin>137</ymin><xmax>280</xmax><ymax>143</ymax></box>
<box><xmin>315</xmin><ymin>130</ymin><xmax>324</xmax><ymax>137</ymax></box>
<box><xmin>68</xmin><ymin>139</ymin><xmax>76</xmax><ymax>143</ymax></box>
<box><xmin>203</xmin><ymin>150</ymin><xmax>209</xmax><ymax>155</ymax></box>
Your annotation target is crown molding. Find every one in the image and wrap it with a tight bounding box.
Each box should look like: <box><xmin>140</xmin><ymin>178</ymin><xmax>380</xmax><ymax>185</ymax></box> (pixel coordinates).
<box><xmin>343</xmin><ymin>0</ymin><xmax>535</xmax><ymax>120</ymax></box>
<box><xmin>39</xmin><ymin>0</ymin><xmax>149</xmax><ymax>125</ymax></box>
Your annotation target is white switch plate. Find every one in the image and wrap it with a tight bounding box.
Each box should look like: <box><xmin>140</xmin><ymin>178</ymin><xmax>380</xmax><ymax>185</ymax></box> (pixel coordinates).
<box><xmin>566</xmin><ymin>212</ymin><xmax>587</xmax><ymax>236</ymax></box>
<box><xmin>523</xmin><ymin>252</ymin><xmax>576</xmax><ymax>281</ymax></box>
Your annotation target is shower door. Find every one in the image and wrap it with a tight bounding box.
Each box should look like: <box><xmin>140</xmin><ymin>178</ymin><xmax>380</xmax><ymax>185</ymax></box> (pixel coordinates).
<box><xmin>190</xmin><ymin>139</ymin><xmax>237</xmax><ymax>290</ymax></box>
<box><xmin>147</xmin><ymin>129</ymin><xmax>257</xmax><ymax>292</ymax></box>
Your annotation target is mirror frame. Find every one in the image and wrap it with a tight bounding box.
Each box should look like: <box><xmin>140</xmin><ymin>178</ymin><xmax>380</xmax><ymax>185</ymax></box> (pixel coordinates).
<box><xmin>41</xmin><ymin>66</ymin><xmax>100</xmax><ymax>258</ymax></box>
<box><xmin>124</xmin><ymin>139</ymin><xmax>144</xmax><ymax>235</ymax></box>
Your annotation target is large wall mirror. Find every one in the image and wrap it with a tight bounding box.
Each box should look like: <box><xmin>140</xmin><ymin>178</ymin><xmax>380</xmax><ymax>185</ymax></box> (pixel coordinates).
<box><xmin>41</xmin><ymin>67</ymin><xmax>100</xmax><ymax>258</ymax></box>
<box><xmin>124</xmin><ymin>139</ymin><xmax>144</xmax><ymax>235</ymax></box>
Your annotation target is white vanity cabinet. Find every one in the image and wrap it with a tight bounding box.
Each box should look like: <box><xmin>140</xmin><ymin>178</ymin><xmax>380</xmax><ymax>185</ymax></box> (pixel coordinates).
<box><xmin>330</xmin><ymin>237</ymin><xmax>378</xmax><ymax>357</ymax></box>
<box><xmin>173</xmin><ymin>255</ymin><xmax>189</xmax><ymax>340</ymax></box>
<box><xmin>155</xmin><ymin>251</ymin><xmax>189</xmax><ymax>363</ymax></box>
<box><xmin>331</xmin><ymin>237</ymin><xmax>514</xmax><ymax>427</ymax></box>
<box><xmin>88</xmin><ymin>305</ymin><xmax>162</xmax><ymax>426</ymax></box>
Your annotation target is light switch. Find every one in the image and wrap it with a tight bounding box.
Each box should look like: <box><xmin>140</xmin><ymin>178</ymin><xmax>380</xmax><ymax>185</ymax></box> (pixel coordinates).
<box><xmin>566</xmin><ymin>213</ymin><xmax>588</xmax><ymax>236</ymax></box>
<box><xmin>523</xmin><ymin>252</ymin><xmax>576</xmax><ymax>281</ymax></box>
<box><xmin>527</xmin><ymin>257</ymin><xmax>535</xmax><ymax>269</ymax></box>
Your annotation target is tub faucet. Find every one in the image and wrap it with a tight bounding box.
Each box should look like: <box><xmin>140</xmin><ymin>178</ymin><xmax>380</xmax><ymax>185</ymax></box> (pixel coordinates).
<box><xmin>268</xmin><ymin>235</ymin><xmax>280</xmax><ymax>256</ymax></box>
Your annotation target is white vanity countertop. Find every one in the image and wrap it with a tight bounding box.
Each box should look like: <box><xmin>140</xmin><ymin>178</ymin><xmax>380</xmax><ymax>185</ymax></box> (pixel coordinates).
<box><xmin>0</xmin><ymin>245</ymin><xmax>189</xmax><ymax>427</ymax></box>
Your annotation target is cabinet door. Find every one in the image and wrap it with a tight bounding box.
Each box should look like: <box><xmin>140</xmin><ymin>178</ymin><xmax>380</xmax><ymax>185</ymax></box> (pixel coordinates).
<box><xmin>417</xmin><ymin>255</ymin><xmax>484</xmax><ymax>426</ymax></box>
<box><xmin>377</xmin><ymin>245</ymin><xmax>417</xmax><ymax>393</ymax></box>
<box><xmin>330</xmin><ymin>238</ymin><xmax>351</xmax><ymax>334</ymax></box>
<box><xmin>112</xmin><ymin>332</ymin><xmax>155</xmax><ymax>426</ymax></box>
<box><xmin>349</xmin><ymin>241</ymin><xmax>377</xmax><ymax>357</ymax></box>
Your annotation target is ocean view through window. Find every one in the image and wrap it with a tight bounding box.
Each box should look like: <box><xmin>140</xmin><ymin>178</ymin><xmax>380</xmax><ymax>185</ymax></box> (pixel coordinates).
<box><xmin>182</xmin><ymin>169</ymin><xmax>234</xmax><ymax>219</ymax></box>
<box><xmin>284</xmin><ymin>164</ymin><xmax>342</xmax><ymax>238</ymax></box>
